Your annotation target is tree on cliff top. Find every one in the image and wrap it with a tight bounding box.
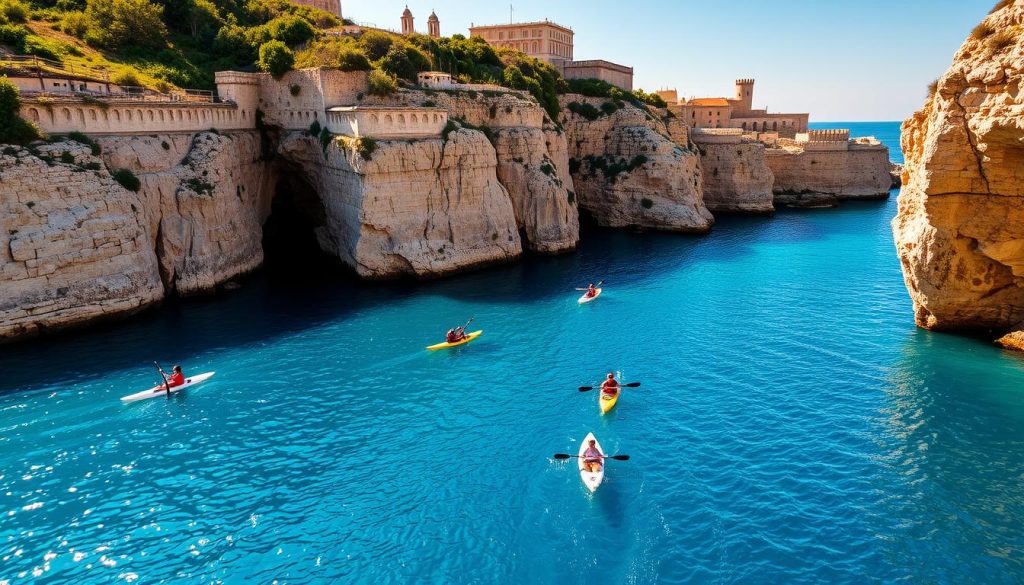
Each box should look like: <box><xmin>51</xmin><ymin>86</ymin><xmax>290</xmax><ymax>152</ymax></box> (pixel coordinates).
<box><xmin>0</xmin><ymin>77</ymin><xmax>41</xmax><ymax>145</ymax></box>
<box><xmin>258</xmin><ymin>40</ymin><xmax>294</xmax><ymax>78</ymax></box>
<box><xmin>84</xmin><ymin>0</ymin><xmax>168</xmax><ymax>49</ymax></box>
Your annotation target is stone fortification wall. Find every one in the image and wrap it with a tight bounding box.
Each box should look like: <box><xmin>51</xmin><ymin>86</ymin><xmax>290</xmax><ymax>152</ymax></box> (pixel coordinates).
<box><xmin>698</xmin><ymin>142</ymin><xmax>775</xmax><ymax>214</ymax></box>
<box><xmin>766</xmin><ymin>145</ymin><xmax>892</xmax><ymax>205</ymax></box>
<box><xmin>325</xmin><ymin>107</ymin><xmax>447</xmax><ymax>138</ymax></box>
<box><xmin>691</xmin><ymin>128</ymin><xmax>744</xmax><ymax>144</ymax></box>
<box><xmin>364</xmin><ymin>89</ymin><xmax>544</xmax><ymax>129</ymax></box>
<box><xmin>254</xmin><ymin>69</ymin><xmax>368</xmax><ymax>130</ymax></box>
<box><xmin>20</xmin><ymin>99</ymin><xmax>249</xmax><ymax>135</ymax></box>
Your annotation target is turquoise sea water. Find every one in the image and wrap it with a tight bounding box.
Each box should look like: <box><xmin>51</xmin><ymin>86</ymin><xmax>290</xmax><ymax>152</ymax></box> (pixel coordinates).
<box><xmin>3</xmin><ymin>122</ymin><xmax>1024</xmax><ymax>584</ymax></box>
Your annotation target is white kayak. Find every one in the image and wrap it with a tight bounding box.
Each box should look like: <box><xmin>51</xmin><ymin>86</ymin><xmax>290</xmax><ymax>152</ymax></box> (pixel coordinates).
<box><xmin>121</xmin><ymin>372</ymin><xmax>216</xmax><ymax>402</ymax></box>
<box><xmin>578</xmin><ymin>432</ymin><xmax>605</xmax><ymax>492</ymax></box>
<box><xmin>578</xmin><ymin>288</ymin><xmax>602</xmax><ymax>304</ymax></box>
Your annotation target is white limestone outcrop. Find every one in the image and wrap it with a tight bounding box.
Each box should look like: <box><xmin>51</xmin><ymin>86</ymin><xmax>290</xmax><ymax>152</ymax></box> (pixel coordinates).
<box><xmin>278</xmin><ymin>128</ymin><xmax>522</xmax><ymax>279</ymax></box>
<box><xmin>697</xmin><ymin>142</ymin><xmax>775</xmax><ymax>214</ymax></box>
<box><xmin>560</xmin><ymin>95</ymin><xmax>713</xmax><ymax>233</ymax></box>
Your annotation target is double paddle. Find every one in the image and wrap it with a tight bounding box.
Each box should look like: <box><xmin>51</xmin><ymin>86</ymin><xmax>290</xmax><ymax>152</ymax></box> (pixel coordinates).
<box><xmin>575</xmin><ymin>279</ymin><xmax>604</xmax><ymax>292</ymax></box>
<box><xmin>578</xmin><ymin>382</ymin><xmax>641</xmax><ymax>392</ymax></box>
<box><xmin>153</xmin><ymin>361</ymin><xmax>171</xmax><ymax>398</ymax></box>
<box><xmin>552</xmin><ymin>453</ymin><xmax>631</xmax><ymax>461</ymax></box>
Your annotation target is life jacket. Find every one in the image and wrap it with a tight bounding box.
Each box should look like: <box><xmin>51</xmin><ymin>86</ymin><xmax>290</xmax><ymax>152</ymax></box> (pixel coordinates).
<box><xmin>446</xmin><ymin>330</ymin><xmax>458</xmax><ymax>342</ymax></box>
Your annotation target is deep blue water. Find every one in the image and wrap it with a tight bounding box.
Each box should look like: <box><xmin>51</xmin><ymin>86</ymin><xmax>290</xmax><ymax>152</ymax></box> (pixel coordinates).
<box><xmin>3</xmin><ymin>122</ymin><xmax>1024</xmax><ymax>584</ymax></box>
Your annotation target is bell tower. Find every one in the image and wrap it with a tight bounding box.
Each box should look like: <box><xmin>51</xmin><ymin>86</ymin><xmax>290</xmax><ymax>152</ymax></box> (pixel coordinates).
<box><xmin>401</xmin><ymin>6</ymin><xmax>414</xmax><ymax>34</ymax></box>
<box><xmin>427</xmin><ymin>10</ymin><xmax>440</xmax><ymax>38</ymax></box>
<box><xmin>734</xmin><ymin>78</ymin><xmax>754</xmax><ymax>114</ymax></box>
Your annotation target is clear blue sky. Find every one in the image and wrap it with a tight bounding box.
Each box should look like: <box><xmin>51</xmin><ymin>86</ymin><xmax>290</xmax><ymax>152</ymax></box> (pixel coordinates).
<box><xmin>342</xmin><ymin>0</ymin><xmax>994</xmax><ymax>121</ymax></box>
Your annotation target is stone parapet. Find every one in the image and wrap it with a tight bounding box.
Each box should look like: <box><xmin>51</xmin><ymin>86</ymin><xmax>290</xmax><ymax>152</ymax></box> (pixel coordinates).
<box><xmin>21</xmin><ymin>99</ymin><xmax>249</xmax><ymax>135</ymax></box>
<box><xmin>325</xmin><ymin>106</ymin><xmax>447</xmax><ymax>138</ymax></box>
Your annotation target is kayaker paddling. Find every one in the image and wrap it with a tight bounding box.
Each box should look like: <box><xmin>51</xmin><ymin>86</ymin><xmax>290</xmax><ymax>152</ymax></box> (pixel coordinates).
<box><xmin>576</xmin><ymin>280</ymin><xmax>603</xmax><ymax>304</ymax></box>
<box><xmin>600</xmin><ymin>373</ymin><xmax>620</xmax><ymax>397</ymax></box>
<box><xmin>582</xmin><ymin>438</ymin><xmax>604</xmax><ymax>472</ymax></box>
<box><xmin>446</xmin><ymin>326</ymin><xmax>467</xmax><ymax>343</ymax></box>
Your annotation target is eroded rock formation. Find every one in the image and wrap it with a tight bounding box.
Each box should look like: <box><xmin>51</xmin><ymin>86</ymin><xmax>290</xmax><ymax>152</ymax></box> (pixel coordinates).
<box><xmin>560</xmin><ymin>95</ymin><xmax>713</xmax><ymax>232</ymax></box>
<box><xmin>893</xmin><ymin>1</ymin><xmax>1024</xmax><ymax>333</ymax></box>
<box><xmin>278</xmin><ymin>128</ymin><xmax>521</xmax><ymax>279</ymax></box>
<box><xmin>0</xmin><ymin>141</ymin><xmax>163</xmax><ymax>340</ymax></box>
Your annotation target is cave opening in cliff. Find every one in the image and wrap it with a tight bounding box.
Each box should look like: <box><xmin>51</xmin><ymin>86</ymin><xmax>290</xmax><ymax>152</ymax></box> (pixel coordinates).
<box><xmin>261</xmin><ymin>174</ymin><xmax>334</xmax><ymax>275</ymax></box>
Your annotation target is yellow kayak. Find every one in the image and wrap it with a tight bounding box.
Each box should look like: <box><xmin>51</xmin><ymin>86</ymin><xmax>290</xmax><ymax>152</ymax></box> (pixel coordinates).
<box><xmin>599</xmin><ymin>390</ymin><xmax>619</xmax><ymax>414</ymax></box>
<box><xmin>426</xmin><ymin>330</ymin><xmax>483</xmax><ymax>350</ymax></box>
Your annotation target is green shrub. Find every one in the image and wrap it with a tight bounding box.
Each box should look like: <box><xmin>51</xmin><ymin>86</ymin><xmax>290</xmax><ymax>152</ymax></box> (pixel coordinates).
<box><xmin>318</xmin><ymin>126</ymin><xmax>331</xmax><ymax>152</ymax></box>
<box><xmin>540</xmin><ymin>161</ymin><xmax>554</xmax><ymax>176</ymax></box>
<box><xmin>367</xmin><ymin>69</ymin><xmax>398</xmax><ymax>96</ymax></box>
<box><xmin>185</xmin><ymin>177</ymin><xmax>214</xmax><ymax>195</ymax></box>
<box><xmin>264</xmin><ymin>14</ymin><xmax>315</xmax><ymax>46</ymax></box>
<box><xmin>60</xmin><ymin>151</ymin><xmax>74</xmax><ymax>164</ymax></box>
<box><xmin>336</xmin><ymin>48</ymin><xmax>370</xmax><ymax>71</ymax></box>
<box><xmin>0</xmin><ymin>77</ymin><xmax>41</xmax><ymax>145</ymax></box>
<box><xmin>358</xmin><ymin>29</ymin><xmax>394</xmax><ymax>60</ymax></box>
<box><xmin>289</xmin><ymin>84</ymin><xmax>301</xmax><ymax>96</ymax></box>
<box><xmin>161</xmin><ymin>140</ymin><xmax>170</xmax><ymax>150</ymax></box>
<box><xmin>111</xmin><ymin>70</ymin><xmax>141</xmax><ymax>87</ymax></box>
<box><xmin>258</xmin><ymin>40</ymin><xmax>294</xmax><ymax>77</ymax></box>
<box><xmin>112</xmin><ymin>168</ymin><xmax>141</xmax><ymax>192</ymax></box>
<box><xmin>641</xmin><ymin>197</ymin><xmax>653</xmax><ymax>209</ymax></box>
<box><xmin>67</xmin><ymin>131</ymin><xmax>101</xmax><ymax>154</ymax></box>
<box><xmin>308</xmin><ymin>119</ymin><xmax>320</xmax><ymax>137</ymax></box>
<box><xmin>213</xmin><ymin>24</ymin><xmax>256</xmax><ymax>64</ymax></box>
<box><xmin>567</xmin><ymin>190</ymin><xmax>575</xmax><ymax>204</ymax></box>
<box><xmin>84</xmin><ymin>0</ymin><xmax>168</xmax><ymax>49</ymax></box>
<box><xmin>23</xmin><ymin>35</ymin><xmax>65</xmax><ymax>60</ymax></box>
<box><xmin>0</xmin><ymin>23</ymin><xmax>28</xmax><ymax>47</ymax></box>
<box><xmin>84</xmin><ymin>161</ymin><xmax>101</xmax><ymax>170</ymax></box>
<box><xmin>57</xmin><ymin>11</ymin><xmax>88</xmax><ymax>37</ymax></box>
<box><xmin>0</xmin><ymin>0</ymin><xmax>29</xmax><ymax>24</ymax></box>
<box><xmin>566</xmin><ymin>101</ymin><xmax>600</xmax><ymax>121</ymax></box>
<box><xmin>356</xmin><ymin>136</ymin><xmax>375</xmax><ymax>160</ymax></box>
<box><xmin>633</xmin><ymin>88</ymin><xmax>667</xmax><ymax>108</ymax></box>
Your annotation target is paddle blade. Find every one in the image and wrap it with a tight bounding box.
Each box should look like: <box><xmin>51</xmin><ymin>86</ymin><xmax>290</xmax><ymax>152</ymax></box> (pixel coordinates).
<box><xmin>578</xmin><ymin>386</ymin><xmax>594</xmax><ymax>392</ymax></box>
<box><xmin>624</xmin><ymin>382</ymin><xmax>641</xmax><ymax>388</ymax></box>
<box><xmin>610</xmin><ymin>455</ymin><xmax>630</xmax><ymax>461</ymax></box>
<box><xmin>552</xmin><ymin>453</ymin><xmax>571</xmax><ymax>460</ymax></box>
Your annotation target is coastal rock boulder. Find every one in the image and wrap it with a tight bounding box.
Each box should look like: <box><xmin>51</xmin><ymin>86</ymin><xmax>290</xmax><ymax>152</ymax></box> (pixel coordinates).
<box><xmin>560</xmin><ymin>95</ymin><xmax>713</xmax><ymax>232</ymax></box>
<box><xmin>767</xmin><ymin>143</ymin><xmax>892</xmax><ymax>207</ymax></box>
<box><xmin>0</xmin><ymin>142</ymin><xmax>163</xmax><ymax>340</ymax></box>
<box><xmin>697</xmin><ymin>142</ymin><xmax>775</xmax><ymax>214</ymax></box>
<box><xmin>279</xmin><ymin>128</ymin><xmax>521</xmax><ymax>278</ymax></box>
<box><xmin>893</xmin><ymin>1</ymin><xmax>1024</xmax><ymax>332</ymax></box>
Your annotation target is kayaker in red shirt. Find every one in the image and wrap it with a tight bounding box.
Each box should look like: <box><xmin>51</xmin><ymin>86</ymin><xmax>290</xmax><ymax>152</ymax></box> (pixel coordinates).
<box><xmin>167</xmin><ymin>365</ymin><xmax>185</xmax><ymax>388</ymax></box>
<box><xmin>585</xmin><ymin>284</ymin><xmax>597</xmax><ymax>298</ymax></box>
<box><xmin>600</xmin><ymin>373</ymin><xmax>619</xmax><ymax>397</ymax></box>
<box><xmin>446</xmin><ymin>326</ymin><xmax>466</xmax><ymax>343</ymax></box>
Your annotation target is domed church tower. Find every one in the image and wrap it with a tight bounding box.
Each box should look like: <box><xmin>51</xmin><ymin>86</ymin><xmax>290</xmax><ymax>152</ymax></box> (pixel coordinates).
<box><xmin>401</xmin><ymin>6</ymin><xmax>414</xmax><ymax>34</ymax></box>
<box><xmin>427</xmin><ymin>10</ymin><xmax>440</xmax><ymax>38</ymax></box>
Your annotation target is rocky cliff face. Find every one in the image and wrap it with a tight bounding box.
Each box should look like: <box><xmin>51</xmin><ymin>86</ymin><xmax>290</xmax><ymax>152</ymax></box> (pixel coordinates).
<box><xmin>278</xmin><ymin>128</ymin><xmax>521</xmax><ymax>279</ymax></box>
<box><xmin>98</xmin><ymin>132</ymin><xmax>275</xmax><ymax>295</ymax></box>
<box><xmin>697</xmin><ymin>142</ymin><xmax>775</xmax><ymax>214</ymax></box>
<box><xmin>0</xmin><ymin>142</ymin><xmax>163</xmax><ymax>340</ymax></box>
<box><xmin>560</xmin><ymin>95</ymin><xmax>713</xmax><ymax>232</ymax></box>
<box><xmin>767</xmin><ymin>145</ymin><xmax>892</xmax><ymax>207</ymax></box>
<box><xmin>893</xmin><ymin>1</ymin><xmax>1024</xmax><ymax>333</ymax></box>
<box><xmin>368</xmin><ymin>90</ymin><xmax>578</xmax><ymax>253</ymax></box>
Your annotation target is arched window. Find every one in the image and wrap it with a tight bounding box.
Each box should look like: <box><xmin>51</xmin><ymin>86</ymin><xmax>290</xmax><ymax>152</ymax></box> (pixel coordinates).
<box><xmin>772</xmin><ymin>121</ymin><xmax>777</xmax><ymax>130</ymax></box>
<box><xmin>90</xmin><ymin>110</ymin><xmax>98</xmax><ymax>121</ymax></box>
<box><xmin>398</xmin><ymin>114</ymin><xmax>406</xmax><ymax>125</ymax></box>
<box><xmin>741</xmin><ymin>122</ymin><xmax>746</xmax><ymax>130</ymax></box>
<box><xmin>148</xmin><ymin>111</ymin><xmax>154</xmax><ymax>121</ymax></box>
<box><xmin>27</xmin><ymin>108</ymin><xmax>40</xmax><ymax>121</ymax></box>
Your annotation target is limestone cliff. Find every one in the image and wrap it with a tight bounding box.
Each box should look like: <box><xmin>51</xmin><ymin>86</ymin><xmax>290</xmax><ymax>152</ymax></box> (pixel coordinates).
<box><xmin>0</xmin><ymin>142</ymin><xmax>163</xmax><ymax>340</ymax></box>
<box><xmin>767</xmin><ymin>144</ymin><xmax>892</xmax><ymax>207</ymax></box>
<box><xmin>893</xmin><ymin>0</ymin><xmax>1024</xmax><ymax>333</ymax></box>
<box><xmin>278</xmin><ymin>128</ymin><xmax>521</xmax><ymax>279</ymax></box>
<box><xmin>366</xmin><ymin>90</ymin><xmax>578</xmax><ymax>253</ymax></box>
<box><xmin>560</xmin><ymin>95</ymin><xmax>713</xmax><ymax>232</ymax></box>
<box><xmin>697</xmin><ymin>142</ymin><xmax>775</xmax><ymax>214</ymax></box>
<box><xmin>97</xmin><ymin>132</ymin><xmax>275</xmax><ymax>295</ymax></box>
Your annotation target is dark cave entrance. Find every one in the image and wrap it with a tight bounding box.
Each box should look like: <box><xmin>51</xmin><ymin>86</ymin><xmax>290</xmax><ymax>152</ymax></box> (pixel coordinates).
<box><xmin>261</xmin><ymin>171</ymin><xmax>337</xmax><ymax>276</ymax></box>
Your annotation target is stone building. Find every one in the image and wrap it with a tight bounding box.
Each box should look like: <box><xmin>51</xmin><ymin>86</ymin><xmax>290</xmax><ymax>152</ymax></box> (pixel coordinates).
<box><xmin>666</xmin><ymin>79</ymin><xmax>808</xmax><ymax>136</ymax></box>
<box><xmin>290</xmin><ymin>0</ymin><xmax>341</xmax><ymax>18</ymax></box>
<box><xmin>469</xmin><ymin>19</ymin><xmax>633</xmax><ymax>92</ymax></box>
<box><xmin>469</xmin><ymin>20</ymin><xmax>574</xmax><ymax>64</ymax></box>
<box><xmin>401</xmin><ymin>6</ymin><xmax>414</xmax><ymax>34</ymax></box>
